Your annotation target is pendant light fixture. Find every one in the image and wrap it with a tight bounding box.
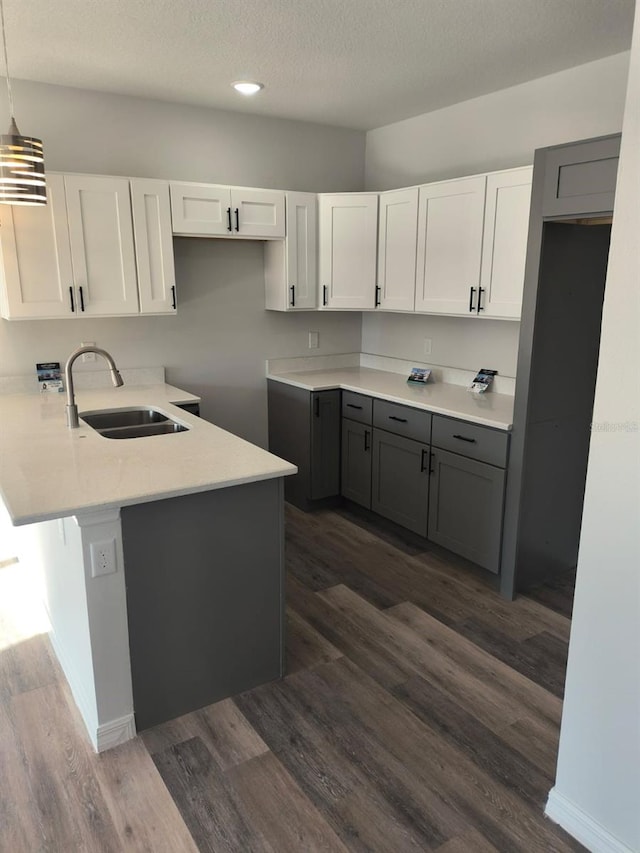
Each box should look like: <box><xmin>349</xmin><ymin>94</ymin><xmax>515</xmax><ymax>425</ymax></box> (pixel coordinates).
<box><xmin>0</xmin><ymin>0</ymin><xmax>46</xmax><ymax>206</ymax></box>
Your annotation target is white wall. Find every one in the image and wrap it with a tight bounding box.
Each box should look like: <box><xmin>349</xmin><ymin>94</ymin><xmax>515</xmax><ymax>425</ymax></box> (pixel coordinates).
<box><xmin>365</xmin><ymin>52</ymin><xmax>629</xmax><ymax>191</ymax></box>
<box><xmin>0</xmin><ymin>80</ymin><xmax>365</xmax><ymax>446</ymax></box>
<box><xmin>362</xmin><ymin>313</ymin><xmax>520</xmax><ymax>378</ymax></box>
<box><xmin>546</xmin><ymin>12</ymin><xmax>639</xmax><ymax>853</ymax></box>
<box><xmin>361</xmin><ymin>52</ymin><xmax>630</xmax><ymax>380</ymax></box>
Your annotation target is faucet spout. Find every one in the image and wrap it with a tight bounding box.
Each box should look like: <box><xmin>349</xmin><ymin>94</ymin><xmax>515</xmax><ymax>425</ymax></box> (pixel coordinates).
<box><xmin>64</xmin><ymin>346</ymin><xmax>124</xmax><ymax>429</ymax></box>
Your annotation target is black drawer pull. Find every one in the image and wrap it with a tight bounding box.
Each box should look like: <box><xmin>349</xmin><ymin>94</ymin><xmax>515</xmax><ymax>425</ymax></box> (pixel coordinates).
<box><xmin>469</xmin><ymin>286</ymin><xmax>476</xmax><ymax>312</ymax></box>
<box><xmin>453</xmin><ymin>434</ymin><xmax>476</xmax><ymax>443</ymax></box>
<box><xmin>226</xmin><ymin>207</ymin><xmax>232</xmax><ymax>232</ymax></box>
<box><xmin>375</xmin><ymin>285</ymin><xmax>381</xmax><ymax>307</ymax></box>
<box><xmin>171</xmin><ymin>285</ymin><xmax>177</xmax><ymax>309</ymax></box>
<box><xmin>420</xmin><ymin>448</ymin><xmax>428</xmax><ymax>472</ymax></box>
<box><xmin>389</xmin><ymin>416</ymin><xmax>408</xmax><ymax>423</ymax></box>
<box><xmin>79</xmin><ymin>285</ymin><xmax>85</xmax><ymax>312</ymax></box>
<box><xmin>347</xmin><ymin>403</ymin><xmax>363</xmax><ymax>410</ymax></box>
<box><xmin>290</xmin><ymin>285</ymin><xmax>295</xmax><ymax>307</ymax></box>
<box><xmin>234</xmin><ymin>208</ymin><xmax>240</xmax><ymax>232</ymax></box>
<box><xmin>429</xmin><ymin>451</ymin><xmax>435</xmax><ymax>474</ymax></box>
<box><xmin>69</xmin><ymin>286</ymin><xmax>75</xmax><ymax>313</ymax></box>
<box><xmin>323</xmin><ymin>285</ymin><xmax>328</xmax><ymax>306</ymax></box>
<box><xmin>364</xmin><ymin>430</ymin><xmax>370</xmax><ymax>452</ymax></box>
<box><xmin>477</xmin><ymin>287</ymin><xmax>485</xmax><ymax>312</ymax></box>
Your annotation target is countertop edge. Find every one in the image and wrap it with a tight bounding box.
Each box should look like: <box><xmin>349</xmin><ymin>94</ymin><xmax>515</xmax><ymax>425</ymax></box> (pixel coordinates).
<box><xmin>267</xmin><ymin>372</ymin><xmax>514</xmax><ymax>431</ymax></box>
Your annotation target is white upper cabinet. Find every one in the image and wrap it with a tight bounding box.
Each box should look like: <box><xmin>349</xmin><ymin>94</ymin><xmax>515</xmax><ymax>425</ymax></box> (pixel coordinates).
<box><xmin>415</xmin><ymin>175</ymin><xmax>486</xmax><ymax>315</ymax></box>
<box><xmin>170</xmin><ymin>182</ymin><xmax>285</xmax><ymax>238</ymax></box>
<box><xmin>319</xmin><ymin>193</ymin><xmax>378</xmax><ymax>310</ymax></box>
<box><xmin>265</xmin><ymin>192</ymin><xmax>317</xmax><ymax>311</ymax></box>
<box><xmin>377</xmin><ymin>188</ymin><xmax>418</xmax><ymax>312</ymax></box>
<box><xmin>131</xmin><ymin>179</ymin><xmax>176</xmax><ymax>314</ymax></box>
<box><xmin>479</xmin><ymin>167</ymin><xmax>533</xmax><ymax>319</ymax></box>
<box><xmin>64</xmin><ymin>175</ymin><xmax>139</xmax><ymax>316</ymax></box>
<box><xmin>0</xmin><ymin>174</ymin><xmax>75</xmax><ymax>319</ymax></box>
<box><xmin>0</xmin><ymin>173</ymin><xmax>178</xmax><ymax>320</ymax></box>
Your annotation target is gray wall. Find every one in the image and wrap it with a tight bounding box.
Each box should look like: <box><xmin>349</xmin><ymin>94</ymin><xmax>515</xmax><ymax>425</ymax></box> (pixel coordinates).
<box><xmin>0</xmin><ymin>79</ymin><xmax>365</xmax><ymax>446</ymax></box>
<box><xmin>361</xmin><ymin>52</ymin><xmax>630</xmax><ymax>379</ymax></box>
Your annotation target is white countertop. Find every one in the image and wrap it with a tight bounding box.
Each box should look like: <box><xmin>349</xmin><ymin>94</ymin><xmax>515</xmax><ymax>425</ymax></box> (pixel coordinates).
<box><xmin>0</xmin><ymin>384</ymin><xmax>296</xmax><ymax>525</ymax></box>
<box><xmin>267</xmin><ymin>367</ymin><xmax>514</xmax><ymax>431</ymax></box>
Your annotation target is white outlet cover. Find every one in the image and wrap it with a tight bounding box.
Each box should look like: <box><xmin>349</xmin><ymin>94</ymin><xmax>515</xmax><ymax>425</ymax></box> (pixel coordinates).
<box><xmin>90</xmin><ymin>538</ymin><xmax>117</xmax><ymax>578</ymax></box>
<box><xmin>308</xmin><ymin>331</ymin><xmax>319</xmax><ymax>349</ymax></box>
<box><xmin>424</xmin><ymin>338</ymin><xmax>432</xmax><ymax>356</ymax></box>
<box><xmin>81</xmin><ymin>342</ymin><xmax>96</xmax><ymax>362</ymax></box>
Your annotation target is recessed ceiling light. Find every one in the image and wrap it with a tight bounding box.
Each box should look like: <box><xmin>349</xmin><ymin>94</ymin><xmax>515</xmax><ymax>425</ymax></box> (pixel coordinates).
<box><xmin>232</xmin><ymin>81</ymin><xmax>264</xmax><ymax>96</ymax></box>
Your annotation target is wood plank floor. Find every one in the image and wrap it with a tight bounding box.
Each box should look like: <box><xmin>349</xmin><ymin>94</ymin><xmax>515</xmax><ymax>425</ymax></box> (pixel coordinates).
<box><xmin>0</xmin><ymin>503</ymin><xmax>582</xmax><ymax>852</ymax></box>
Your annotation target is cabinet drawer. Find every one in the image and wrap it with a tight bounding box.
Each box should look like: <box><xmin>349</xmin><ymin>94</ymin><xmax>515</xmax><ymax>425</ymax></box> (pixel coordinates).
<box><xmin>342</xmin><ymin>391</ymin><xmax>373</xmax><ymax>425</ymax></box>
<box><xmin>431</xmin><ymin>415</ymin><xmax>509</xmax><ymax>468</ymax></box>
<box><xmin>373</xmin><ymin>399</ymin><xmax>431</xmax><ymax>443</ymax></box>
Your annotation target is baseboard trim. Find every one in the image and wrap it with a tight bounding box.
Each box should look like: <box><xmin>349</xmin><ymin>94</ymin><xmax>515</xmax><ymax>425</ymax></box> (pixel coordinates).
<box><xmin>96</xmin><ymin>714</ymin><xmax>137</xmax><ymax>753</ymax></box>
<box><xmin>546</xmin><ymin>787</ymin><xmax>635</xmax><ymax>853</ymax></box>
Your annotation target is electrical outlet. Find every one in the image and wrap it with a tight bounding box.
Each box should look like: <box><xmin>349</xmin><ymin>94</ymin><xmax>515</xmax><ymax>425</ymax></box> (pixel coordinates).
<box><xmin>308</xmin><ymin>331</ymin><xmax>319</xmax><ymax>349</ymax></box>
<box><xmin>424</xmin><ymin>338</ymin><xmax>432</xmax><ymax>356</ymax></box>
<box><xmin>81</xmin><ymin>342</ymin><xmax>96</xmax><ymax>363</ymax></box>
<box><xmin>90</xmin><ymin>539</ymin><xmax>117</xmax><ymax>578</ymax></box>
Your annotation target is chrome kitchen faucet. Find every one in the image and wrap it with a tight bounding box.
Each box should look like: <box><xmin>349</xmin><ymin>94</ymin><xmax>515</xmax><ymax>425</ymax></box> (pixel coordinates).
<box><xmin>64</xmin><ymin>346</ymin><xmax>124</xmax><ymax>428</ymax></box>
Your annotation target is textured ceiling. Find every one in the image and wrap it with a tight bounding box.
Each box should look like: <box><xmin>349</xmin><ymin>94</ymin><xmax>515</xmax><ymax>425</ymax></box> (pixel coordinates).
<box><xmin>2</xmin><ymin>0</ymin><xmax>635</xmax><ymax>130</ymax></box>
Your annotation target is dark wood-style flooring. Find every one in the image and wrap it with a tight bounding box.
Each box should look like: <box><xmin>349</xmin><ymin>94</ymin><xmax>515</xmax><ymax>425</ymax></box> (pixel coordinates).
<box><xmin>0</xmin><ymin>503</ymin><xmax>582</xmax><ymax>852</ymax></box>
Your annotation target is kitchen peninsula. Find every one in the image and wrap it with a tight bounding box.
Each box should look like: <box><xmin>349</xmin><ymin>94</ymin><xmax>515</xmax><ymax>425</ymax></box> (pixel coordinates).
<box><xmin>0</xmin><ymin>379</ymin><xmax>296</xmax><ymax>751</ymax></box>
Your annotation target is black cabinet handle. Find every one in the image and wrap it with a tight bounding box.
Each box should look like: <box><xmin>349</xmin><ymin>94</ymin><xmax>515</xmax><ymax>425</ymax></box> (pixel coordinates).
<box><xmin>79</xmin><ymin>285</ymin><xmax>85</xmax><ymax>312</ymax></box>
<box><xmin>346</xmin><ymin>403</ymin><xmax>363</xmax><ymax>410</ymax></box>
<box><xmin>375</xmin><ymin>285</ymin><xmax>381</xmax><ymax>307</ymax></box>
<box><xmin>389</xmin><ymin>416</ymin><xmax>408</xmax><ymax>423</ymax></box>
<box><xmin>420</xmin><ymin>448</ymin><xmax>428</xmax><ymax>472</ymax></box>
<box><xmin>234</xmin><ymin>208</ymin><xmax>239</xmax><ymax>232</ymax></box>
<box><xmin>364</xmin><ymin>430</ymin><xmax>370</xmax><ymax>451</ymax></box>
<box><xmin>469</xmin><ymin>286</ymin><xmax>476</xmax><ymax>312</ymax></box>
<box><xmin>314</xmin><ymin>397</ymin><xmax>320</xmax><ymax>418</ymax></box>
<box><xmin>226</xmin><ymin>207</ymin><xmax>232</xmax><ymax>232</ymax></box>
<box><xmin>69</xmin><ymin>286</ymin><xmax>75</xmax><ymax>313</ymax></box>
<box><xmin>477</xmin><ymin>287</ymin><xmax>485</xmax><ymax>312</ymax></box>
<box><xmin>453</xmin><ymin>434</ymin><xmax>476</xmax><ymax>443</ymax></box>
<box><xmin>323</xmin><ymin>285</ymin><xmax>328</xmax><ymax>306</ymax></box>
<box><xmin>429</xmin><ymin>451</ymin><xmax>435</xmax><ymax>474</ymax></box>
<box><xmin>290</xmin><ymin>285</ymin><xmax>295</xmax><ymax>307</ymax></box>
<box><xmin>171</xmin><ymin>285</ymin><xmax>177</xmax><ymax>309</ymax></box>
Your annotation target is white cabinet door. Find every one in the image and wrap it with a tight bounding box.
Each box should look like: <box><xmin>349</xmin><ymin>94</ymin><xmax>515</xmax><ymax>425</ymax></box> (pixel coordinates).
<box><xmin>264</xmin><ymin>192</ymin><xmax>316</xmax><ymax>311</ymax></box>
<box><xmin>131</xmin><ymin>179</ymin><xmax>176</xmax><ymax>314</ymax></box>
<box><xmin>319</xmin><ymin>194</ymin><xmax>378</xmax><ymax>310</ymax></box>
<box><xmin>64</xmin><ymin>175</ymin><xmax>139</xmax><ymax>316</ymax></box>
<box><xmin>170</xmin><ymin>182</ymin><xmax>232</xmax><ymax>236</ymax></box>
<box><xmin>479</xmin><ymin>167</ymin><xmax>533</xmax><ymax>319</ymax></box>
<box><xmin>415</xmin><ymin>176</ymin><xmax>486</xmax><ymax>315</ymax></box>
<box><xmin>377</xmin><ymin>188</ymin><xmax>418</xmax><ymax>311</ymax></box>
<box><xmin>0</xmin><ymin>174</ymin><xmax>75</xmax><ymax>319</ymax></box>
<box><xmin>231</xmin><ymin>188</ymin><xmax>285</xmax><ymax>239</ymax></box>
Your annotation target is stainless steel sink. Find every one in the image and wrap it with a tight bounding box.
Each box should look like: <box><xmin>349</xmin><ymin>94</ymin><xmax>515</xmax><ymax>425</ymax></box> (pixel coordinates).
<box><xmin>79</xmin><ymin>407</ymin><xmax>189</xmax><ymax>439</ymax></box>
<box><xmin>98</xmin><ymin>422</ymin><xmax>189</xmax><ymax>439</ymax></box>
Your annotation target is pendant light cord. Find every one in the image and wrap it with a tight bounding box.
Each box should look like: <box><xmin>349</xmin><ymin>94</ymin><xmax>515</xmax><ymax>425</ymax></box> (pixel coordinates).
<box><xmin>0</xmin><ymin>0</ymin><xmax>15</xmax><ymax>119</ymax></box>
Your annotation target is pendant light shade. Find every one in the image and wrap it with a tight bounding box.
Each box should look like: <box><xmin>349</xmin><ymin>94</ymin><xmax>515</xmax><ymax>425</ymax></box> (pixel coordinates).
<box><xmin>0</xmin><ymin>116</ymin><xmax>46</xmax><ymax>205</ymax></box>
<box><xmin>0</xmin><ymin>0</ymin><xmax>46</xmax><ymax>206</ymax></box>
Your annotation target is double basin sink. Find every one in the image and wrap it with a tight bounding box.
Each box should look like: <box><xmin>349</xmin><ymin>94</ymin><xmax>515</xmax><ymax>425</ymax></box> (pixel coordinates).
<box><xmin>80</xmin><ymin>407</ymin><xmax>189</xmax><ymax>439</ymax></box>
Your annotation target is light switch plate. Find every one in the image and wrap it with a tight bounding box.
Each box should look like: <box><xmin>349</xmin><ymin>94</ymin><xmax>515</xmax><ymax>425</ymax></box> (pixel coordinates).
<box><xmin>308</xmin><ymin>331</ymin><xmax>319</xmax><ymax>349</ymax></box>
<box><xmin>424</xmin><ymin>338</ymin><xmax>432</xmax><ymax>356</ymax></box>
<box><xmin>90</xmin><ymin>539</ymin><xmax>117</xmax><ymax>577</ymax></box>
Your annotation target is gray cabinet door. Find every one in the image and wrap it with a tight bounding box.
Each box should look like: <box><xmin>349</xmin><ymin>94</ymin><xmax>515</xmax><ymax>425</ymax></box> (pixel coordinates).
<box><xmin>341</xmin><ymin>418</ymin><xmax>372</xmax><ymax>508</ymax></box>
<box><xmin>428</xmin><ymin>448</ymin><xmax>506</xmax><ymax>573</ymax></box>
<box><xmin>267</xmin><ymin>379</ymin><xmax>312</xmax><ymax>508</ymax></box>
<box><xmin>371</xmin><ymin>428</ymin><xmax>429</xmax><ymax>536</ymax></box>
<box><xmin>310</xmin><ymin>389</ymin><xmax>341</xmax><ymax>499</ymax></box>
<box><xmin>542</xmin><ymin>135</ymin><xmax>620</xmax><ymax>218</ymax></box>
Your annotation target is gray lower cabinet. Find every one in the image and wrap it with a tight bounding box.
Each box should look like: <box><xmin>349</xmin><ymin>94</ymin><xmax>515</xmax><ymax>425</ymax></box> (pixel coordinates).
<box><xmin>341</xmin><ymin>418</ymin><xmax>372</xmax><ymax>508</ymax></box>
<box><xmin>371</xmin><ymin>428</ymin><xmax>430</xmax><ymax>536</ymax></box>
<box><xmin>267</xmin><ymin>380</ymin><xmax>340</xmax><ymax>508</ymax></box>
<box><xmin>428</xmin><ymin>447</ymin><xmax>506</xmax><ymax>573</ymax></box>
